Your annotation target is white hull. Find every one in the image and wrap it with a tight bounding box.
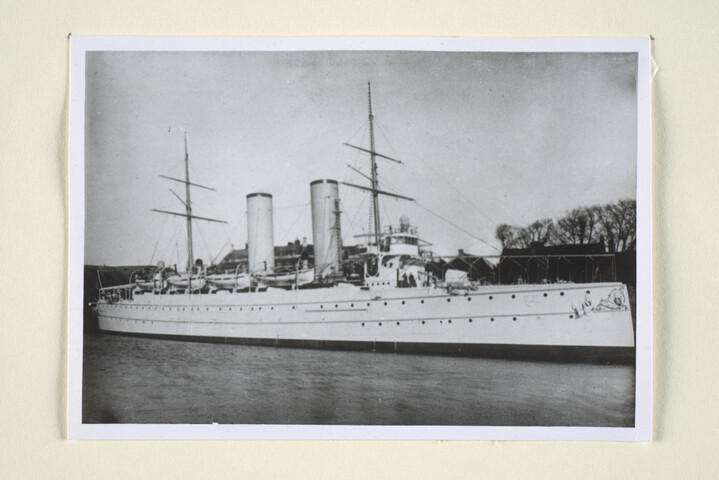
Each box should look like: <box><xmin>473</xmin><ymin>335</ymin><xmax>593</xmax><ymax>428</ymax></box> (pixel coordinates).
<box><xmin>96</xmin><ymin>282</ymin><xmax>635</xmax><ymax>358</ymax></box>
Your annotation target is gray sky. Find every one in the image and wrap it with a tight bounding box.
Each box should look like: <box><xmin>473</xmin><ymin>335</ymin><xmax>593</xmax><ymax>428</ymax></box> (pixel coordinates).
<box><xmin>84</xmin><ymin>50</ymin><xmax>637</xmax><ymax>266</ymax></box>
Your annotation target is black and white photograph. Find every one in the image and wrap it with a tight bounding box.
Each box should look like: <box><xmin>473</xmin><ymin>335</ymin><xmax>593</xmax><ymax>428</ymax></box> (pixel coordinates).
<box><xmin>68</xmin><ymin>37</ymin><xmax>651</xmax><ymax>440</ymax></box>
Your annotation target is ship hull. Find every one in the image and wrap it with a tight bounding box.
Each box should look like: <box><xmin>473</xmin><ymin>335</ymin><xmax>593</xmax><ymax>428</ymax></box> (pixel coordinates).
<box><xmin>96</xmin><ymin>282</ymin><xmax>635</xmax><ymax>361</ymax></box>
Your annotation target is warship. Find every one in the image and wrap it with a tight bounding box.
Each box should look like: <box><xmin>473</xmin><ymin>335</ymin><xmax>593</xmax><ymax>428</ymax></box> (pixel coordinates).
<box><xmin>94</xmin><ymin>84</ymin><xmax>635</xmax><ymax>361</ymax></box>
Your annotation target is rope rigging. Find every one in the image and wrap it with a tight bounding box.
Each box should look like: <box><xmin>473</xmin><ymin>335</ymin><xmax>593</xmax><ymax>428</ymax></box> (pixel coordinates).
<box><xmin>414</xmin><ymin>201</ymin><xmax>500</xmax><ymax>252</ymax></box>
<box><xmin>373</xmin><ymin>118</ymin><xmax>498</xmax><ymax>226</ymax></box>
<box><xmin>355</xmin><ymin>118</ymin><xmax>499</xmax><ymax>253</ymax></box>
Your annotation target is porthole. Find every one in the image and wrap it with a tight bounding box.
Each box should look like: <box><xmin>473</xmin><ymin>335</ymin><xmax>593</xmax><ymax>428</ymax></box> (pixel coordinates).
<box><xmin>513</xmin><ymin>317</ymin><xmax>517</xmax><ymax>321</ymax></box>
<box><xmin>362</xmin><ymin>322</ymin><xmax>365</xmax><ymax>326</ymax></box>
<box><xmin>560</xmin><ymin>292</ymin><xmax>564</xmax><ymax>296</ymax></box>
<box><xmin>206</xmin><ymin>307</ymin><xmax>209</xmax><ymax>311</ymax></box>
<box><xmin>229</xmin><ymin>308</ymin><xmax>232</xmax><ymax>311</ymax></box>
<box><xmin>467</xmin><ymin>297</ymin><xmax>471</xmax><ymax>301</ymax></box>
<box><xmin>335</xmin><ymin>304</ymin><xmax>338</xmax><ymax>308</ymax></box>
<box><xmin>448</xmin><ymin>319</ymin><xmax>452</xmax><ymax>324</ymax></box>
<box><xmin>292</xmin><ymin>306</ymin><xmax>295</xmax><ymax>309</ymax></box>
<box><xmin>469</xmin><ymin>318</ymin><xmax>473</xmax><ymax>323</ymax></box>
<box><xmin>447</xmin><ymin>298</ymin><xmax>451</xmax><ymax>302</ymax></box>
<box><xmin>543</xmin><ymin>293</ymin><xmax>548</xmax><ymax>297</ymax></box>
<box><xmin>396</xmin><ymin>322</ymin><xmax>400</xmax><ymax>325</ymax></box>
<box><xmin>401</xmin><ymin>300</ymin><xmax>405</xmax><ymax>305</ymax></box>
<box><xmin>258</xmin><ymin>307</ymin><xmax>261</xmax><ymax>311</ymax></box>
<box><xmin>271</xmin><ymin>307</ymin><xmax>274</xmax><ymax>310</ymax></box>
<box><xmin>569</xmin><ymin>314</ymin><xmax>574</xmax><ymax>319</ymax></box>
<box><xmin>367</xmin><ymin>302</ymin><xmax>370</xmax><ymax>307</ymax></box>
<box><xmin>219</xmin><ymin>308</ymin><xmax>221</xmax><ymax>311</ymax></box>
<box><xmin>379</xmin><ymin>322</ymin><xmax>382</xmax><ymax>326</ymax></box>
<box><xmin>421</xmin><ymin>320</ymin><xmax>425</xmax><ymax>324</ymax></box>
<box><xmin>384</xmin><ymin>302</ymin><xmax>387</xmax><ymax>306</ymax></box>
<box><xmin>351</xmin><ymin>303</ymin><xmax>354</xmax><ymax>307</ymax></box>
<box><xmin>489</xmin><ymin>296</ymin><xmax>493</xmax><ymax>300</ymax></box>
<box><xmin>490</xmin><ymin>318</ymin><xmax>494</xmax><ymax>322</ymax></box>
<box><xmin>421</xmin><ymin>299</ymin><xmax>424</xmax><ymax>304</ymax></box>
<box><xmin>251</xmin><ymin>307</ymin><xmax>254</xmax><ymax>311</ymax></box>
<box><xmin>320</xmin><ymin>305</ymin><xmax>323</xmax><ymax>309</ymax></box>
<box><xmin>586</xmin><ymin>290</ymin><xmax>591</xmax><ymax>294</ymax></box>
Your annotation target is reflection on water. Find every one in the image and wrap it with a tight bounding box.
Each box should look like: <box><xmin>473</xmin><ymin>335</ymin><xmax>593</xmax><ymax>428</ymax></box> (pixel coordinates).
<box><xmin>82</xmin><ymin>333</ymin><xmax>634</xmax><ymax>426</ymax></box>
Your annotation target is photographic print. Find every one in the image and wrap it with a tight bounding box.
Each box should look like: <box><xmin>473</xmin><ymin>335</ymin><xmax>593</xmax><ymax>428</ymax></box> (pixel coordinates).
<box><xmin>67</xmin><ymin>37</ymin><xmax>651</xmax><ymax>440</ymax></box>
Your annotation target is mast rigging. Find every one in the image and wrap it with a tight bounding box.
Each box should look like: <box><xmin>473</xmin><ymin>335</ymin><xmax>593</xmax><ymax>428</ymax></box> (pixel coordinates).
<box><xmin>153</xmin><ymin>132</ymin><xmax>226</xmax><ymax>273</ymax></box>
<box><xmin>343</xmin><ymin>82</ymin><xmax>414</xmax><ymax>248</ymax></box>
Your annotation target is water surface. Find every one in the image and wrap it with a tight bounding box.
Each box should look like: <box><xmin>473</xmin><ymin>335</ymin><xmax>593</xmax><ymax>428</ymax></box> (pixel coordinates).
<box><xmin>82</xmin><ymin>333</ymin><xmax>634</xmax><ymax>426</ymax></box>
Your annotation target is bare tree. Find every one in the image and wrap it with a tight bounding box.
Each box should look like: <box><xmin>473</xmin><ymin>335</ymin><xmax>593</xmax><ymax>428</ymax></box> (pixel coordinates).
<box><xmin>610</xmin><ymin>199</ymin><xmax>636</xmax><ymax>251</ymax></box>
<box><xmin>497</xmin><ymin>199</ymin><xmax>635</xmax><ymax>251</ymax></box>
<box><xmin>585</xmin><ymin>205</ymin><xmax>601</xmax><ymax>245</ymax></box>
<box><xmin>554</xmin><ymin>207</ymin><xmax>600</xmax><ymax>245</ymax></box>
<box><xmin>596</xmin><ymin>199</ymin><xmax>636</xmax><ymax>252</ymax></box>
<box><xmin>497</xmin><ymin>219</ymin><xmax>555</xmax><ymax>249</ymax></box>
<box><xmin>523</xmin><ymin>219</ymin><xmax>555</xmax><ymax>245</ymax></box>
<box><xmin>496</xmin><ymin>224</ymin><xmax>520</xmax><ymax>248</ymax></box>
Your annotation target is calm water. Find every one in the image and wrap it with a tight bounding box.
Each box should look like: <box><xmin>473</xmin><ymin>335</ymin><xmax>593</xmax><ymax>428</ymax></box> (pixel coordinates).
<box><xmin>82</xmin><ymin>333</ymin><xmax>635</xmax><ymax>426</ymax></box>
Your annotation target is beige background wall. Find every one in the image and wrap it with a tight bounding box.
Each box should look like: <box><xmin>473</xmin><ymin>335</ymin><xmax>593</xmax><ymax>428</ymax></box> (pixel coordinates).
<box><xmin>1</xmin><ymin>0</ymin><xmax>716</xmax><ymax>478</ymax></box>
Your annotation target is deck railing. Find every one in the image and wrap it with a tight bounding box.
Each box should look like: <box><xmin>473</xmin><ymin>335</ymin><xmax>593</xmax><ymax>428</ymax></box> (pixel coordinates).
<box><xmin>98</xmin><ymin>283</ymin><xmax>135</xmax><ymax>302</ymax></box>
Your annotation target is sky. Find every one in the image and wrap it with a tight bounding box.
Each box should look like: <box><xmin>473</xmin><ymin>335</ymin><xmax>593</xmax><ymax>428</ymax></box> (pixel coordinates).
<box><xmin>84</xmin><ymin>49</ymin><xmax>637</xmax><ymax>266</ymax></box>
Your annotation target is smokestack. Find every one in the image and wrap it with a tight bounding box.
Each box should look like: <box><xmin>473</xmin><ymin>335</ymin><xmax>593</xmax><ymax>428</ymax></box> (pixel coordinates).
<box><xmin>310</xmin><ymin>179</ymin><xmax>342</xmax><ymax>278</ymax></box>
<box><xmin>246</xmin><ymin>192</ymin><xmax>275</xmax><ymax>274</ymax></box>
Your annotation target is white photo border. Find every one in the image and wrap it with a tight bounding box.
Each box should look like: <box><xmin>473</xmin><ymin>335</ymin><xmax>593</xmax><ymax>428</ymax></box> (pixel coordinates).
<box><xmin>68</xmin><ymin>36</ymin><xmax>651</xmax><ymax>441</ymax></box>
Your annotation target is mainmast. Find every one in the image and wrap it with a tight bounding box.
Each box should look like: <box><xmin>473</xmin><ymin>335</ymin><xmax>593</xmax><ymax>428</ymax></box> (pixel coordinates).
<box><xmin>152</xmin><ymin>132</ymin><xmax>227</xmax><ymax>274</ymax></box>
<box><xmin>342</xmin><ymin>82</ymin><xmax>414</xmax><ymax>249</ymax></box>
<box><xmin>184</xmin><ymin>132</ymin><xmax>194</xmax><ymax>272</ymax></box>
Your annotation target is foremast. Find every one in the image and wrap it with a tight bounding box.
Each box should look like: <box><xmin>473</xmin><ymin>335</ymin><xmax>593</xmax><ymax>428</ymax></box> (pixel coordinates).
<box><xmin>343</xmin><ymin>82</ymin><xmax>414</xmax><ymax>249</ymax></box>
<box><xmin>367</xmin><ymin>84</ymin><xmax>380</xmax><ymax>247</ymax></box>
